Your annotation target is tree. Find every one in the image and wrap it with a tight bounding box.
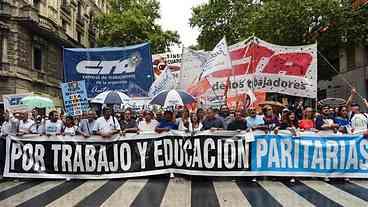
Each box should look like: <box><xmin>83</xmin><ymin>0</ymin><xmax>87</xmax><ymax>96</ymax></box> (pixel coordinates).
<box><xmin>190</xmin><ymin>0</ymin><xmax>368</xmax><ymax>79</ymax></box>
<box><xmin>95</xmin><ymin>0</ymin><xmax>180</xmax><ymax>53</ymax></box>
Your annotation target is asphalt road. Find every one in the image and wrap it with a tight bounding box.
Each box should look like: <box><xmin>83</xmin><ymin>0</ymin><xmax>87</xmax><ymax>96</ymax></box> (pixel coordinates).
<box><xmin>1</xmin><ymin>176</ymin><xmax>368</xmax><ymax>207</ymax></box>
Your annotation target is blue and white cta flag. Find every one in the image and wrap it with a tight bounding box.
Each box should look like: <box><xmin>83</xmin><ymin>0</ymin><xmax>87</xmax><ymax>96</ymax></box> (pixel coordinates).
<box><xmin>148</xmin><ymin>67</ymin><xmax>176</xmax><ymax>97</ymax></box>
<box><xmin>63</xmin><ymin>43</ymin><xmax>154</xmax><ymax>98</ymax></box>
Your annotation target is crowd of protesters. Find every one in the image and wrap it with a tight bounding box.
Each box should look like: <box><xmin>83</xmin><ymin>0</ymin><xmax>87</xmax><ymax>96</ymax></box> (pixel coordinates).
<box><xmin>1</xmin><ymin>89</ymin><xmax>368</xmax><ymax>138</ymax></box>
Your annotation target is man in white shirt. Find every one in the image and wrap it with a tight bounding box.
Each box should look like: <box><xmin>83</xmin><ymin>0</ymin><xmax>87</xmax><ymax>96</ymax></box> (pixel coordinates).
<box><xmin>350</xmin><ymin>104</ymin><xmax>368</xmax><ymax>132</ymax></box>
<box><xmin>18</xmin><ymin>112</ymin><xmax>35</xmax><ymax>135</ymax></box>
<box><xmin>138</xmin><ymin>111</ymin><xmax>159</xmax><ymax>132</ymax></box>
<box><xmin>43</xmin><ymin>111</ymin><xmax>63</xmax><ymax>136</ymax></box>
<box><xmin>93</xmin><ymin>107</ymin><xmax>120</xmax><ymax>138</ymax></box>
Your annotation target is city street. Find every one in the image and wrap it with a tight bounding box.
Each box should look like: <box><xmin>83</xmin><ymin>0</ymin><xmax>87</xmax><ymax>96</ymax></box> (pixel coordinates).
<box><xmin>1</xmin><ymin>177</ymin><xmax>368</xmax><ymax>207</ymax></box>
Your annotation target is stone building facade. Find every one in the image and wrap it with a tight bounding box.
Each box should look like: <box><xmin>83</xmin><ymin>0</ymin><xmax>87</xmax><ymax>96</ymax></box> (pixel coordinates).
<box><xmin>0</xmin><ymin>0</ymin><xmax>108</xmax><ymax>107</ymax></box>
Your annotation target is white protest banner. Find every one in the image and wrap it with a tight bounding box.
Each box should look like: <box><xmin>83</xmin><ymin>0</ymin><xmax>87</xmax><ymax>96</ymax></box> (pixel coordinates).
<box><xmin>180</xmin><ymin>37</ymin><xmax>318</xmax><ymax>99</ymax></box>
<box><xmin>3</xmin><ymin>93</ymin><xmax>33</xmax><ymax>113</ymax></box>
<box><xmin>148</xmin><ymin>67</ymin><xmax>177</xmax><ymax>97</ymax></box>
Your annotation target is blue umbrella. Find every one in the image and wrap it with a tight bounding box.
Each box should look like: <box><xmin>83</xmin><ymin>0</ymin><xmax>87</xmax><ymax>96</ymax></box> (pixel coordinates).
<box><xmin>149</xmin><ymin>89</ymin><xmax>196</xmax><ymax>107</ymax></box>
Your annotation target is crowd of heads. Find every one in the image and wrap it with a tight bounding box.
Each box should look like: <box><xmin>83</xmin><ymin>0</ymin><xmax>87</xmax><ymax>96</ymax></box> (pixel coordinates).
<box><xmin>1</xmin><ymin>89</ymin><xmax>368</xmax><ymax>138</ymax></box>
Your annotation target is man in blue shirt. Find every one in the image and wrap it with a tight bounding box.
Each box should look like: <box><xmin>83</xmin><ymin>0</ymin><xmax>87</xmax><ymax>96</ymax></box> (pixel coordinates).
<box><xmin>201</xmin><ymin>108</ymin><xmax>224</xmax><ymax>130</ymax></box>
<box><xmin>245</xmin><ymin>107</ymin><xmax>266</xmax><ymax>130</ymax></box>
<box><xmin>155</xmin><ymin>110</ymin><xmax>178</xmax><ymax>133</ymax></box>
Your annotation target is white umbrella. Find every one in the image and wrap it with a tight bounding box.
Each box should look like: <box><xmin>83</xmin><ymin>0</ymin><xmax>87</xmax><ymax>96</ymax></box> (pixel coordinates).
<box><xmin>149</xmin><ymin>89</ymin><xmax>195</xmax><ymax>107</ymax></box>
<box><xmin>91</xmin><ymin>90</ymin><xmax>131</xmax><ymax>104</ymax></box>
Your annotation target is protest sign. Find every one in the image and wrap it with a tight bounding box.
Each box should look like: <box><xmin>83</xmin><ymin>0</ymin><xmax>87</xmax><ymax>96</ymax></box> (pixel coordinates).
<box><xmin>251</xmin><ymin>134</ymin><xmax>368</xmax><ymax>177</ymax></box>
<box><xmin>3</xmin><ymin>133</ymin><xmax>249</xmax><ymax>179</ymax></box>
<box><xmin>2</xmin><ymin>93</ymin><xmax>33</xmax><ymax>113</ymax></box>
<box><xmin>60</xmin><ymin>81</ymin><xmax>89</xmax><ymax>116</ymax></box>
<box><xmin>63</xmin><ymin>43</ymin><xmax>154</xmax><ymax>98</ymax></box>
<box><xmin>152</xmin><ymin>53</ymin><xmax>182</xmax><ymax>86</ymax></box>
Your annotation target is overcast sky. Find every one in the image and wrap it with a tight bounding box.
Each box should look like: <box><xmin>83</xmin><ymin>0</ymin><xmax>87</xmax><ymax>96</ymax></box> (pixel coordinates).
<box><xmin>158</xmin><ymin>0</ymin><xmax>208</xmax><ymax>52</ymax></box>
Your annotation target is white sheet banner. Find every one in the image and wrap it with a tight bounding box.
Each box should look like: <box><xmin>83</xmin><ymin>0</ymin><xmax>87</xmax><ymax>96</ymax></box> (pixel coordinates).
<box><xmin>180</xmin><ymin>37</ymin><xmax>318</xmax><ymax>99</ymax></box>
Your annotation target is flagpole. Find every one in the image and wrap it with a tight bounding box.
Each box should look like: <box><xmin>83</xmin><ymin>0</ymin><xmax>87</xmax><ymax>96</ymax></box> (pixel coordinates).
<box><xmin>243</xmin><ymin>35</ymin><xmax>256</xmax><ymax>108</ymax></box>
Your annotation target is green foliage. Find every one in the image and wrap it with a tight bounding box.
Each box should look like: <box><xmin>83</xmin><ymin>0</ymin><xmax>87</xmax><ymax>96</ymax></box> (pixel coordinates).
<box><xmin>95</xmin><ymin>0</ymin><xmax>180</xmax><ymax>53</ymax></box>
<box><xmin>190</xmin><ymin>0</ymin><xmax>368</xmax><ymax>79</ymax></box>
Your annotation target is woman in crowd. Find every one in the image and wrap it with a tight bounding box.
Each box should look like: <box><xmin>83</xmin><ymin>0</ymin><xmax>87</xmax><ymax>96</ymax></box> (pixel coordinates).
<box><xmin>277</xmin><ymin>111</ymin><xmax>298</xmax><ymax>136</ymax></box>
<box><xmin>196</xmin><ymin>108</ymin><xmax>205</xmax><ymax>122</ymax></box>
<box><xmin>62</xmin><ymin>116</ymin><xmax>79</xmax><ymax>136</ymax></box>
<box><xmin>279</xmin><ymin>111</ymin><xmax>298</xmax><ymax>129</ymax></box>
<box><xmin>190</xmin><ymin>113</ymin><xmax>203</xmax><ymax>132</ymax></box>
<box><xmin>299</xmin><ymin>107</ymin><xmax>315</xmax><ymax>131</ymax></box>
<box><xmin>178</xmin><ymin>108</ymin><xmax>191</xmax><ymax>131</ymax></box>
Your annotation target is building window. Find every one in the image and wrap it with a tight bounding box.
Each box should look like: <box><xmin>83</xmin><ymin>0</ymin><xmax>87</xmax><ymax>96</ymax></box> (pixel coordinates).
<box><xmin>62</xmin><ymin>19</ymin><xmax>67</xmax><ymax>32</ymax></box>
<box><xmin>33</xmin><ymin>46</ymin><xmax>42</xmax><ymax>70</ymax></box>
<box><xmin>77</xmin><ymin>31</ymin><xmax>82</xmax><ymax>43</ymax></box>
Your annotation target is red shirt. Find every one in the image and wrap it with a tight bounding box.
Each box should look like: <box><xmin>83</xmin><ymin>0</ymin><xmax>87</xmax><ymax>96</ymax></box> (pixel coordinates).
<box><xmin>299</xmin><ymin>119</ymin><xmax>314</xmax><ymax>130</ymax></box>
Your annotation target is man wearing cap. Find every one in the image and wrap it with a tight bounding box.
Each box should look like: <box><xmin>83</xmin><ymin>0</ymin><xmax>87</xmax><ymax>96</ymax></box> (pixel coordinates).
<box><xmin>93</xmin><ymin>107</ymin><xmax>120</xmax><ymax>138</ymax></box>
